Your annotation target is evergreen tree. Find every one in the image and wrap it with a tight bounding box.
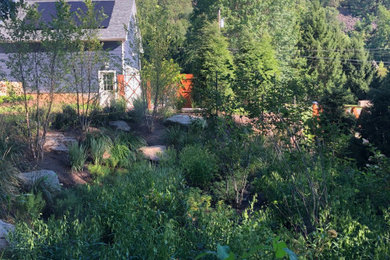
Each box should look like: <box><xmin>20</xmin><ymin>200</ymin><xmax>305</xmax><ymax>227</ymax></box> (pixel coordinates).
<box><xmin>342</xmin><ymin>35</ymin><xmax>374</xmax><ymax>100</ymax></box>
<box><xmin>191</xmin><ymin>22</ymin><xmax>234</xmax><ymax>114</ymax></box>
<box><xmin>233</xmin><ymin>30</ymin><xmax>279</xmax><ymax>117</ymax></box>
<box><xmin>370</xmin><ymin>5</ymin><xmax>390</xmax><ymax>62</ymax></box>
<box><xmin>297</xmin><ymin>1</ymin><xmax>347</xmax><ymax>101</ymax></box>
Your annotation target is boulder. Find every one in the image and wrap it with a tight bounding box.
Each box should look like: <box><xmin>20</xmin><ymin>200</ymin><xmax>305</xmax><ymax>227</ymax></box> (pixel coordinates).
<box><xmin>109</xmin><ymin>121</ymin><xmax>131</xmax><ymax>132</ymax></box>
<box><xmin>139</xmin><ymin>145</ymin><xmax>166</xmax><ymax>162</ymax></box>
<box><xmin>165</xmin><ymin>114</ymin><xmax>204</xmax><ymax>127</ymax></box>
<box><xmin>0</xmin><ymin>220</ymin><xmax>14</xmax><ymax>250</ymax></box>
<box><xmin>44</xmin><ymin>132</ymin><xmax>77</xmax><ymax>152</ymax></box>
<box><xmin>18</xmin><ymin>170</ymin><xmax>61</xmax><ymax>193</ymax></box>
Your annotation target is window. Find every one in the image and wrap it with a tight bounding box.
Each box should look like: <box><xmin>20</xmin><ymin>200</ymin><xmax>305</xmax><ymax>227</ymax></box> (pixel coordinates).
<box><xmin>100</xmin><ymin>71</ymin><xmax>116</xmax><ymax>91</ymax></box>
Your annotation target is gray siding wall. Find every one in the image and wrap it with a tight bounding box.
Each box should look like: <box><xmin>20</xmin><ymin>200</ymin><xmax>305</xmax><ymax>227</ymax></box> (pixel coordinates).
<box><xmin>0</xmin><ymin>41</ymin><xmax>124</xmax><ymax>94</ymax></box>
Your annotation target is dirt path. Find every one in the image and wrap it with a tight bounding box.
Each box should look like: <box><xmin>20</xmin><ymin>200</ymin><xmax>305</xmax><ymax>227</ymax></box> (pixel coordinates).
<box><xmin>37</xmin><ymin>121</ymin><xmax>168</xmax><ymax>188</ymax></box>
<box><xmin>38</xmin><ymin>151</ymin><xmax>92</xmax><ymax>188</ymax></box>
<box><xmin>130</xmin><ymin>119</ymin><xmax>167</xmax><ymax>146</ymax></box>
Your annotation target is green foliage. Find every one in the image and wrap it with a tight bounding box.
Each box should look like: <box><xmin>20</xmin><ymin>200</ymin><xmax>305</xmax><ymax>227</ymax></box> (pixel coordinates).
<box><xmin>89</xmin><ymin>136</ymin><xmax>112</xmax><ymax>165</ymax></box>
<box><xmin>68</xmin><ymin>143</ymin><xmax>87</xmax><ymax>172</ymax></box>
<box><xmin>13</xmin><ymin>192</ymin><xmax>46</xmax><ymax>221</ymax></box>
<box><xmin>108</xmin><ymin>144</ymin><xmax>135</xmax><ymax>169</ymax></box>
<box><xmin>113</xmin><ymin>132</ymin><xmax>146</xmax><ymax>151</ymax></box>
<box><xmin>179</xmin><ymin>144</ymin><xmax>218</xmax><ymax>189</ymax></box>
<box><xmin>191</xmin><ymin>22</ymin><xmax>234</xmax><ymax>114</ymax></box>
<box><xmin>297</xmin><ymin>0</ymin><xmax>348</xmax><ymax>101</ymax></box>
<box><xmin>370</xmin><ymin>5</ymin><xmax>390</xmax><ymax>62</ymax></box>
<box><xmin>0</xmin><ymin>95</ymin><xmax>32</xmax><ymax>104</ymax></box>
<box><xmin>0</xmin><ymin>159</ymin><xmax>19</xmax><ymax>218</ymax></box>
<box><xmin>87</xmin><ymin>164</ymin><xmax>111</xmax><ymax>177</ymax></box>
<box><xmin>164</xmin><ymin>125</ymin><xmax>188</xmax><ymax>151</ymax></box>
<box><xmin>104</xmin><ymin>98</ymin><xmax>128</xmax><ymax>121</ymax></box>
<box><xmin>233</xmin><ymin>30</ymin><xmax>279</xmax><ymax>117</ymax></box>
<box><xmin>342</xmin><ymin>35</ymin><xmax>374</xmax><ymax>100</ymax></box>
<box><xmin>52</xmin><ymin>105</ymin><xmax>78</xmax><ymax>130</ymax></box>
<box><xmin>129</xmin><ymin>97</ymin><xmax>147</xmax><ymax>124</ymax></box>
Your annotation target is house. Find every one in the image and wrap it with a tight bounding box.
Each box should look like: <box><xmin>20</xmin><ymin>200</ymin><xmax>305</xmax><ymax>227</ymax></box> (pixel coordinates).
<box><xmin>0</xmin><ymin>0</ymin><xmax>142</xmax><ymax>108</ymax></box>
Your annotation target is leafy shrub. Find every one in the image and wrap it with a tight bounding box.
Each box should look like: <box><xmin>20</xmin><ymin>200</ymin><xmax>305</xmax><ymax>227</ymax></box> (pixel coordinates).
<box><xmin>129</xmin><ymin>97</ymin><xmax>147</xmax><ymax>124</ymax></box>
<box><xmin>52</xmin><ymin>105</ymin><xmax>78</xmax><ymax>130</ymax></box>
<box><xmin>104</xmin><ymin>98</ymin><xmax>128</xmax><ymax>121</ymax></box>
<box><xmin>87</xmin><ymin>164</ymin><xmax>111</xmax><ymax>177</ymax></box>
<box><xmin>13</xmin><ymin>192</ymin><xmax>46</xmax><ymax>221</ymax></box>
<box><xmin>0</xmin><ymin>95</ymin><xmax>32</xmax><ymax>104</ymax></box>
<box><xmin>175</xmin><ymin>95</ymin><xmax>187</xmax><ymax>111</ymax></box>
<box><xmin>164</xmin><ymin>125</ymin><xmax>188</xmax><ymax>150</ymax></box>
<box><xmin>68</xmin><ymin>143</ymin><xmax>87</xmax><ymax>172</ymax></box>
<box><xmin>179</xmin><ymin>144</ymin><xmax>217</xmax><ymax>189</ymax></box>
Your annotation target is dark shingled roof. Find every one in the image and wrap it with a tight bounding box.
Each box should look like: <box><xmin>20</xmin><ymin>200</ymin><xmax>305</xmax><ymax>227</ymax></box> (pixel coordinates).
<box><xmin>36</xmin><ymin>1</ymin><xmax>115</xmax><ymax>28</ymax></box>
<box><xmin>25</xmin><ymin>0</ymin><xmax>136</xmax><ymax>41</ymax></box>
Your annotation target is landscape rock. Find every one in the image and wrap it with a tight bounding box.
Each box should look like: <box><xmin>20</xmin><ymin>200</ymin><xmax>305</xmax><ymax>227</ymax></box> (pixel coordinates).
<box><xmin>109</xmin><ymin>121</ymin><xmax>131</xmax><ymax>132</ymax></box>
<box><xmin>139</xmin><ymin>145</ymin><xmax>166</xmax><ymax>162</ymax></box>
<box><xmin>18</xmin><ymin>170</ymin><xmax>61</xmax><ymax>193</ymax></box>
<box><xmin>0</xmin><ymin>220</ymin><xmax>14</xmax><ymax>250</ymax></box>
<box><xmin>44</xmin><ymin>132</ymin><xmax>77</xmax><ymax>152</ymax></box>
<box><xmin>165</xmin><ymin>114</ymin><xmax>204</xmax><ymax>127</ymax></box>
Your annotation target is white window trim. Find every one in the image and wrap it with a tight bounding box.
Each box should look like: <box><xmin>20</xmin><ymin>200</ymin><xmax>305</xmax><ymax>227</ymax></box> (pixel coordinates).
<box><xmin>98</xmin><ymin>70</ymin><xmax>117</xmax><ymax>93</ymax></box>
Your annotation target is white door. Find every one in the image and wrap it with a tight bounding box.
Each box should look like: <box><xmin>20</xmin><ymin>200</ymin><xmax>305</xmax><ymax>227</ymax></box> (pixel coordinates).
<box><xmin>99</xmin><ymin>71</ymin><xmax>117</xmax><ymax>107</ymax></box>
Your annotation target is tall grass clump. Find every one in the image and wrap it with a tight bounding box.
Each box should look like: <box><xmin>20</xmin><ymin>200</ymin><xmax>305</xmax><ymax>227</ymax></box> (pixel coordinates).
<box><xmin>68</xmin><ymin>143</ymin><xmax>87</xmax><ymax>172</ymax></box>
<box><xmin>90</xmin><ymin>137</ymin><xmax>111</xmax><ymax>165</ymax></box>
<box><xmin>0</xmin><ymin>159</ymin><xmax>19</xmax><ymax>217</ymax></box>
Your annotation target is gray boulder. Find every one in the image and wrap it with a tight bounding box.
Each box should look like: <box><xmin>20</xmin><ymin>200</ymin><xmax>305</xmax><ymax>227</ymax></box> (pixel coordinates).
<box><xmin>139</xmin><ymin>145</ymin><xmax>166</xmax><ymax>162</ymax></box>
<box><xmin>165</xmin><ymin>114</ymin><xmax>204</xmax><ymax>127</ymax></box>
<box><xmin>0</xmin><ymin>220</ymin><xmax>14</xmax><ymax>250</ymax></box>
<box><xmin>44</xmin><ymin>132</ymin><xmax>77</xmax><ymax>152</ymax></box>
<box><xmin>18</xmin><ymin>170</ymin><xmax>61</xmax><ymax>193</ymax></box>
<box><xmin>109</xmin><ymin>121</ymin><xmax>131</xmax><ymax>132</ymax></box>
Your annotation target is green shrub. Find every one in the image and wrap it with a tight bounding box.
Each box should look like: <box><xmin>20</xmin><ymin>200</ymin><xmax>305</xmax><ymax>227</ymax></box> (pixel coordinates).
<box><xmin>52</xmin><ymin>105</ymin><xmax>78</xmax><ymax>130</ymax></box>
<box><xmin>89</xmin><ymin>137</ymin><xmax>111</xmax><ymax>165</ymax></box>
<box><xmin>0</xmin><ymin>95</ymin><xmax>32</xmax><ymax>104</ymax></box>
<box><xmin>114</xmin><ymin>132</ymin><xmax>146</xmax><ymax>151</ymax></box>
<box><xmin>87</xmin><ymin>164</ymin><xmax>111</xmax><ymax>177</ymax></box>
<box><xmin>175</xmin><ymin>95</ymin><xmax>187</xmax><ymax>111</ymax></box>
<box><xmin>103</xmin><ymin>98</ymin><xmax>128</xmax><ymax>121</ymax></box>
<box><xmin>68</xmin><ymin>143</ymin><xmax>87</xmax><ymax>172</ymax></box>
<box><xmin>129</xmin><ymin>97</ymin><xmax>147</xmax><ymax>124</ymax></box>
<box><xmin>179</xmin><ymin>144</ymin><xmax>217</xmax><ymax>189</ymax></box>
<box><xmin>164</xmin><ymin>125</ymin><xmax>188</xmax><ymax>150</ymax></box>
<box><xmin>0</xmin><ymin>160</ymin><xmax>19</xmax><ymax>218</ymax></box>
<box><xmin>13</xmin><ymin>192</ymin><xmax>46</xmax><ymax>221</ymax></box>
<box><xmin>108</xmin><ymin>144</ymin><xmax>135</xmax><ymax>168</ymax></box>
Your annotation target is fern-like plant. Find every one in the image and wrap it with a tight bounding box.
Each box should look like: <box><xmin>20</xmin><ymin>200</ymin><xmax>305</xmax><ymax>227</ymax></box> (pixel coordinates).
<box><xmin>68</xmin><ymin>143</ymin><xmax>87</xmax><ymax>171</ymax></box>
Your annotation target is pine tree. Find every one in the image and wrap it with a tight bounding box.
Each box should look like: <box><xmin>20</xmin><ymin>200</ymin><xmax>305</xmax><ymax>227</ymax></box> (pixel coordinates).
<box><xmin>370</xmin><ymin>5</ymin><xmax>390</xmax><ymax>62</ymax></box>
<box><xmin>233</xmin><ymin>30</ymin><xmax>279</xmax><ymax>117</ymax></box>
<box><xmin>191</xmin><ymin>22</ymin><xmax>234</xmax><ymax>114</ymax></box>
<box><xmin>297</xmin><ymin>0</ymin><xmax>347</xmax><ymax>101</ymax></box>
<box><xmin>342</xmin><ymin>35</ymin><xmax>374</xmax><ymax>101</ymax></box>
